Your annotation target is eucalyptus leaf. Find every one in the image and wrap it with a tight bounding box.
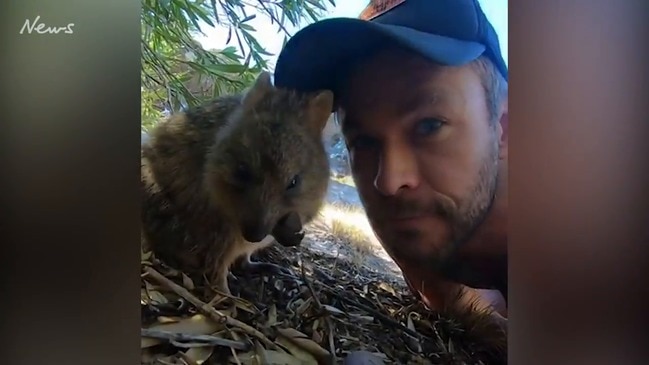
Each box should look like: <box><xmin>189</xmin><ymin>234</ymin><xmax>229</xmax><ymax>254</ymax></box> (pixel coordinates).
<box><xmin>205</xmin><ymin>63</ymin><xmax>248</xmax><ymax>74</ymax></box>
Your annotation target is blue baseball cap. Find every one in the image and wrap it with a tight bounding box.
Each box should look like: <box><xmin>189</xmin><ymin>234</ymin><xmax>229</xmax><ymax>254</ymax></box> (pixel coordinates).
<box><xmin>274</xmin><ymin>0</ymin><xmax>507</xmax><ymax>96</ymax></box>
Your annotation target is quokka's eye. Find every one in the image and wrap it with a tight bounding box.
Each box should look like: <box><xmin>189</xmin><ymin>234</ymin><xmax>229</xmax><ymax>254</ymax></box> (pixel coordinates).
<box><xmin>286</xmin><ymin>175</ymin><xmax>300</xmax><ymax>190</ymax></box>
<box><xmin>234</xmin><ymin>163</ymin><xmax>253</xmax><ymax>183</ymax></box>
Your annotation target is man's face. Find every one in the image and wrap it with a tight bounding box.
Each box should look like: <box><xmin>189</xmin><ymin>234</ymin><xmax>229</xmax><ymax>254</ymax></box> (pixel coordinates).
<box><xmin>338</xmin><ymin>47</ymin><xmax>503</xmax><ymax>269</ymax></box>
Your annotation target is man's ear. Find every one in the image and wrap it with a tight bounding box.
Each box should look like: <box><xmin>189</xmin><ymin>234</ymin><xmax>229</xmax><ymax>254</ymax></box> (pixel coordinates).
<box><xmin>497</xmin><ymin>98</ymin><xmax>508</xmax><ymax>160</ymax></box>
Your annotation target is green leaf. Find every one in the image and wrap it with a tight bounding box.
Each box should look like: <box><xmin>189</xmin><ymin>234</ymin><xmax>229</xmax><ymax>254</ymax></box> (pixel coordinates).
<box><xmin>305</xmin><ymin>7</ymin><xmax>319</xmax><ymax>22</ymax></box>
<box><xmin>305</xmin><ymin>0</ymin><xmax>328</xmax><ymax>12</ymax></box>
<box><xmin>205</xmin><ymin>63</ymin><xmax>248</xmax><ymax>74</ymax></box>
<box><xmin>189</xmin><ymin>3</ymin><xmax>215</xmax><ymax>27</ymax></box>
<box><xmin>210</xmin><ymin>0</ymin><xmax>220</xmax><ymax>24</ymax></box>
<box><xmin>240</xmin><ymin>14</ymin><xmax>256</xmax><ymax>23</ymax></box>
<box><xmin>182</xmin><ymin>1</ymin><xmax>204</xmax><ymax>32</ymax></box>
<box><xmin>221</xmin><ymin>46</ymin><xmax>238</xmax><ymax>55</ymax></box>
<box><xmin>160</xmin><ymin>0</ymin><xmax>171</xmax><ymax>10</ymax></box>
<box><xmin>239</xmin><ymin>23</ymin><xmax>255</xmax><ymax>31</ymax></box>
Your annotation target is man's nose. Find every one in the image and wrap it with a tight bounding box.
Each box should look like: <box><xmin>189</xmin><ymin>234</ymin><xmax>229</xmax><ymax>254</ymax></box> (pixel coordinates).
<box><xmin>373</xmin><ymin>142</ymin><xmax>420</xmax><ymax>196</ymax></box>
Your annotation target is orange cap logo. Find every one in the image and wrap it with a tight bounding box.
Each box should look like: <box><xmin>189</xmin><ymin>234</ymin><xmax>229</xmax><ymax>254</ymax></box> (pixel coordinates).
<box><xmin>358</xmin><ymin>0</ymin><xmax>406</xmax><ymax>21</ymax></box>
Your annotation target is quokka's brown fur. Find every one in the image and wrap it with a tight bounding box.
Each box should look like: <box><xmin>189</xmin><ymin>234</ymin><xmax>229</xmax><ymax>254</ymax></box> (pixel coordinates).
<box><xmin>141</xmin><ymin>72</ymin><xmax>332</xmax><ymax>295</ymax></box>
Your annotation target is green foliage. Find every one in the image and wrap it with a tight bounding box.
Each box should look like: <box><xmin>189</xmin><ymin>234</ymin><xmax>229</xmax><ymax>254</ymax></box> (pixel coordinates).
<box><xmin>141</xmin><ymin>0</ymin><xmax>336</xmax><ymax>131</ymax></box>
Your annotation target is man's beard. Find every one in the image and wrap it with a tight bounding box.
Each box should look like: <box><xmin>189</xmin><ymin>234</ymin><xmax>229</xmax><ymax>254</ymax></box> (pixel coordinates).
<box><xmin>450</xmin><ymin>139</ymin><xmax>500</xmax><ymax>252</ymax></box>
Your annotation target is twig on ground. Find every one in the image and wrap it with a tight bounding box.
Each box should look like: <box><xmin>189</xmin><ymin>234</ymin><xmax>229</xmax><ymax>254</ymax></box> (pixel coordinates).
<box><xmin>141</xmin><ymin>328</ymin><xmax>250</xmax><ymax>350</ymax></box>
<box><xmin>144</xmin><ymin>267</ymin><xmax>278</xmax><ymax>350</ymax></box>
<box><xmin>230</xmin><ymin>346</ymin><xmax>242</xmax><ymax>365</ymax></box>
<box><xmin>326</xmin><ymin>323</ymin><xmax>336</xmax><ymax>365</ymax></box>
<box><xmin>300</xmin><ymin>257</ymin><xmax>322</xmax><ymax>311</ymax></box>
<box><xmin>322</xmin><ymin>283</ymin><xmax>426</xmax><ymax>340</ymax></box>
<box><xmin>300</xmin><ymin>255</ymin><xmax>337</xmax><ymax>364</ymax></box>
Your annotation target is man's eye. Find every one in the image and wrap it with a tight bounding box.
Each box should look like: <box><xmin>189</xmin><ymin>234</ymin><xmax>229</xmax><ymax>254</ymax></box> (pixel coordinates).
<box><xmin>414</xmin><ymin>118</ymin><xmax>444</xmax><ymax>136</ymax></box>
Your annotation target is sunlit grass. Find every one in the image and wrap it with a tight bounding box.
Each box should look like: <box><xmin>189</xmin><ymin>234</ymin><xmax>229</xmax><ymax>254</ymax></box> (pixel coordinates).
<box><xmin>331</xmin><ymin>175</ymin><xmax>355</xmax><ymax>187</ymax></box>
<box><xmin>315</xmin><ymin>201</ymin><xmax>383</xmax><ymax>268</ymax></box>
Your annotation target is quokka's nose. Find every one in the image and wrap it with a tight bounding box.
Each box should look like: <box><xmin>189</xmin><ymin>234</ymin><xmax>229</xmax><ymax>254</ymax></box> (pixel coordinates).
<box><xmin>242</xmin><ymin>225</ymin><xmax>268</xmax><ymax>243</ymax></box>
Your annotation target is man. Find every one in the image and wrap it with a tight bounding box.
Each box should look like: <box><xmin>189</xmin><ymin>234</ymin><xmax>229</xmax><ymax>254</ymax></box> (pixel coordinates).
<box><xmin>275</xmin><ymin>0</ymin><xmax>508</xmax><ymax>360</ymax></box>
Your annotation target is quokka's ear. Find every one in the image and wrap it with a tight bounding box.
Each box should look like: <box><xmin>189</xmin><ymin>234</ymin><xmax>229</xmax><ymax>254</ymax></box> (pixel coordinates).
<box><xmin>242</xmin><ymin>71</ymin><xmax>274</xmax><ymax>108</ymax></box>
<box><xmin>307</xmin><ymin>89</ymin><xmax>334</xmax><ymax>133</ymax></box>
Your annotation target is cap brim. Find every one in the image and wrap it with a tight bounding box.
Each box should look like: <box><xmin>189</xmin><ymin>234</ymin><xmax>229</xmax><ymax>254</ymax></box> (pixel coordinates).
<box><xmin>274</xmin><ymin>17</ymin><xmax>486</xmax><ymax>95</ymax></box>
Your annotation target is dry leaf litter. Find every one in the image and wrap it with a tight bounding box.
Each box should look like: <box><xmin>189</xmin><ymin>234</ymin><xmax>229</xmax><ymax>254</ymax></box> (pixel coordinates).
<box><xmin>141</xmin><ymin>225</ymin><xmax>507</xmax><ymax>365</ymax></box>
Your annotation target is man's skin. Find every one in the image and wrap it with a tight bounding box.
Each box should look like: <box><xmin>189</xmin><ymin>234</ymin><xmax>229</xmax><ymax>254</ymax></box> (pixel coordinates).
<box><xmin>336</xmin><ymin>45</ymin><xmax>508</xmax><ymax>321</ymax></box>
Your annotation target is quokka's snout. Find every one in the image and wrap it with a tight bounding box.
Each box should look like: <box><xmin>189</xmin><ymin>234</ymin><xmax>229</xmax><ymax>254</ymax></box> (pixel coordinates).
<box><xmin>241</xmin><ymin>210</ymin><xmax>304</xmax><ymax>247</ymax></box>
